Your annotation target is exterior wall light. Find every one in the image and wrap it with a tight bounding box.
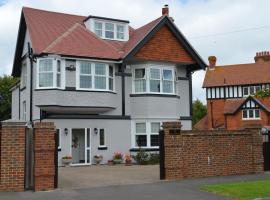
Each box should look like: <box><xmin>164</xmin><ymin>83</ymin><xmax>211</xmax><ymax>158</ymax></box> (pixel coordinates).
<box><xmin>94</xmin><ymin>128</ymin><xmax>98</xmax><ymax>134</ymax></box>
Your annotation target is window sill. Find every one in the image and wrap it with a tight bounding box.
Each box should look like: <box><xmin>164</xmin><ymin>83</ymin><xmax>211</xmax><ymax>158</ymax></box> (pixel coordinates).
<box><xmin>242</xmin><ymin>118</ymin><xmax>261</xmax><ymax>121</ymax></box>
<box><xmin>130</xmin><ymin>148</ymin><xmax>159</xmax><ymax>152</ymax></box>
<box><xmin>35</xmin><ymin>87</ymin><xmax>64</xmax><ymax>91</ymax></box>
<box><xmin>98</xmin><ymin>146</ymin><xmax>108</xmax><ymax>150</ymax></box>
<box><xmin>130</xmin><ymin>93</ymin><xmax>180</xmax><ymax>98</ymax></box>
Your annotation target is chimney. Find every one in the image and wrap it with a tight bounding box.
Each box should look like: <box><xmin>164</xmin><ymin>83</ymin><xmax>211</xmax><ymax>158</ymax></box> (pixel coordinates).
<box><xmin>162</xmin><ymin>4</ymin><xmax>169</xmax><ymax>16</ymax></box>
<box><xmin>208</xmin><ymin>56</ymin><xmax>217</xmax><ymax>70</ymax></box>
<box><xmin>254</xmin><ymin>51</ymin><xmax>270</xmax><ymax>63</ymax></box>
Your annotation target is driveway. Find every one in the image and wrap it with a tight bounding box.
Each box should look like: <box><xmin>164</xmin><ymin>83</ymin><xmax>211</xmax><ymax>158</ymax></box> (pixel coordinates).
<box><xmin>1</xmin><ymin>172</ymin><xmax>270</xmax><ymax>200</ymax></box>
<box><xmin>59</xmin><ymin>164</ymin><xmax>160</xmax><ymax>189</ymax></box>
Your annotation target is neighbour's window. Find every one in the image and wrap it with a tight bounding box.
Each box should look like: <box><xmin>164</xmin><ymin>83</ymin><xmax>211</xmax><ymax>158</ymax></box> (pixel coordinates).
<box><xmin>21</xmin><ymin>63</ymin><xmax>27</xmax><ymax>88</ymax></box>
<box><xmin>77</xmin><ymin>61</ymin><xmax>114</xmax><ymax>91</ymax></box>
<box><xmin>99</xmin><ymin>129</ymin><xmax>105</xmax><ymax>147</ymax></box>
<box><xmin>37</xmin><ymin>58</ymin><xmax>63</xmax><ymax>89</ymax></box>
<box><xmin>94</xmin><ymin>21</ymin><xmax>103</xmax><ymax>37</ymax></box>
<box><xmin>22</xmin><ymin>101</ymin><xmax>26</xmax><ymax>121</ymax></box>
<box><xmin>242</xmin><ymin>109</ymin><xmax>260</xmax><ymax>119</ymax></box>
<box><xmin>105</xmin><ymin>22</ymin><xmax>114</xmax><ymax>39</ymax></box>
<box><xmin>135</xmin><ymin>123</ymin><xmax>147</xmax><ymax>147</ymax></box>
<box><xmin>56</xmin><ymin>129</ymin><xmax>61</xmax><ymax>150</ymax></box>
<box><xmin>243</xmin><ymin>86</ymin><xmax>261</xmax><ymax>97</ymax></box>
<box><xmin>133</xmin><ymin>67</ymin><xmax>175</xmax><ymax>94</ymax></box>
<box><xmin>116</xmin><ymin>24</ymin><xmax>124</xmax><ymax>39</ymax></box>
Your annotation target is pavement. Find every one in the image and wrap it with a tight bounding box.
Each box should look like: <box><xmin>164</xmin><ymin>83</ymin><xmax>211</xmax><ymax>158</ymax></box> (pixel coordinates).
<box><xmin>1</xmin><ymin>169</ymin><xmax>270</xmax><ymax>200</ymax></box>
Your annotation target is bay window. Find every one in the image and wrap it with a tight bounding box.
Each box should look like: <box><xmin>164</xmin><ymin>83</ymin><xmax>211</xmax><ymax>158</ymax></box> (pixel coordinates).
<box><xmin>150</xmin><ymin>122</ymin><xmax>160</xmax><ymax>147</ymax></box>
<box><xmin>135</xmin><ymin>123</ymin><xmax>147</xmax><ymax>147</ymax></box>
<box><xmin>37</xmin><ymin>58</ymin><xmax>64</xmax><ymax>89</ymax></box>
<box><xmin>133</xmin><ymin>66</ymin><xmax>175</xmax><ymax>94</ymax></box>
<box><xmin>77</xmin><ymin>61</ymin><xmax>114</xmax><ymax>91</ymax></box>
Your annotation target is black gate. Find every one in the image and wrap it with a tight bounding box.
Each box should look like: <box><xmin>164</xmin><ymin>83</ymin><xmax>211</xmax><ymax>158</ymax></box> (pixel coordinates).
<box><xmin>54</xmin><ymin>130</ymin><xmax>58</xmax><ymax>188</ymax></box>
<box><xmin>263</xmin><ymin>137</ymin><xmax>270</xmax><ymax>171</ymax></box>
<box><xmin>25</xmin><ymin>128</ymin><xmax>34</xmax><ymax>190</ymax></box>
<box><xmin>159</xmin><ymin>129</ymin><xmax>165</xmax><ymax>180</ymax></box>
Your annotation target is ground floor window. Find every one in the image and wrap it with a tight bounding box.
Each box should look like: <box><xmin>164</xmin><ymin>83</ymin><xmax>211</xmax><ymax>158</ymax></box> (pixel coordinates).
<box><xmin>134</xmin><ymin>121</ymin><xmax>161</xmax><ymax>148</ymax></box>
<box><xmin>242</xmin><ymin>109</ymin><xmax>260</xmax><ymax>120</ymax></box>
<box><xmin>99</xmin><ymin>128</ymin><xmax>106</xmax><ymax>147</ymax></box>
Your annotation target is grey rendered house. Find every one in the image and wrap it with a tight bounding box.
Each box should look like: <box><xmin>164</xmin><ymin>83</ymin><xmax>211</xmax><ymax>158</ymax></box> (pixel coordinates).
<box><xmin>11</xmin><ymin>6</ymin><xmax>206</xmax><ymax>165</ymax></box>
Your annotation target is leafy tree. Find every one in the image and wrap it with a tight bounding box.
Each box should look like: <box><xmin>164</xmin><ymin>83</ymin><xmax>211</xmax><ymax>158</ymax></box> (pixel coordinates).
<box><xmin>192</xmin><ymin>99</ymin><xmax>207</xmax><ymax>126</ymax></box>
<box><xmin>255</xmin><ymin>88</ymin><xmax>270</xmax><ymax>98</ymax></box>
<box><xmin>0</xmin><ymin>75</ymin><xmax>18</xmax><ymax>121</ymax></box>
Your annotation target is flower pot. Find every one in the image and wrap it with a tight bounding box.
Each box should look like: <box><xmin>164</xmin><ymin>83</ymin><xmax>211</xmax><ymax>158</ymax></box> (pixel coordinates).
<box><xmin>94</xmin><ymin>157</ymin><xmax>103</xmax><ymax>165</ymax></box>
<box><xmin>108</xmin><ymin>160</ymin><xmax>114</xmax><ymax>165</ymax></box>
<box><xmin>62</xmin><ymin>158</ymin><xmax>72</xmax><ymax>166</ymax></box>
<box><xmin>113</xmin><ymin>159</ymin><xmax>122</xmax><ymax>164</ymax></box>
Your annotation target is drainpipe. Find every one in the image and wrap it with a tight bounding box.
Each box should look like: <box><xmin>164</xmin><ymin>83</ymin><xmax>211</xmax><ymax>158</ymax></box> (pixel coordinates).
<box><xmin>210</xmin><ymin>101</ymin><xmax>214</xmax><ymax>129</ymax></box>
<box><xmin>27</xmin><ymin>42</ymin><xmax>34</xmax><ymax>125</ymax></box>
<box><xmin>120</xmin><ymin>62</ymin><xmax>126</xmax><ymax>116</ymax></box>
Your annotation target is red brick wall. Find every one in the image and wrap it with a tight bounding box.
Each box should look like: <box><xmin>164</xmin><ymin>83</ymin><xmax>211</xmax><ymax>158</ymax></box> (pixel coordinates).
<box><xmin>34</xmin><ymin>122</ymin><xmax>56</xmax><ymax>191</ymax></box>
<box><xmin>207</xmin><ymin>99</ymin><xmax>226</xmax><ymax>129</ymax></box>
<box><xmin>0</xmin><ymin>122</ymin><xmax>25</xmax><ymax>192</ymax></box>
<box><xmin>163</xmin><ymin>122</ymin><xmax>263</xmax><ymax>180</ymax></box>
<box><xmin>135</xmin><ymin>25</ymin><xmax>195</xmax><ymax>64</ymax></box>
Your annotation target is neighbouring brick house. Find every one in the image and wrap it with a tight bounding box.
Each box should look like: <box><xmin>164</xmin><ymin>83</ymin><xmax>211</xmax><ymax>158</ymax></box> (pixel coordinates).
<box><xmin>195</xmin><ymin>52</ymin><xmax>270</xmax><ymax>130</ymax></box>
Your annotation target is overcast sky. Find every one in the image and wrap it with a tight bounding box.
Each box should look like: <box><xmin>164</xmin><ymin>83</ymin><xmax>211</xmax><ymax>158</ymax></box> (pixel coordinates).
<box><xmin>0</xmin><ymin>0</ymin><xmax>270</xmax><ymax>103</ymax></box>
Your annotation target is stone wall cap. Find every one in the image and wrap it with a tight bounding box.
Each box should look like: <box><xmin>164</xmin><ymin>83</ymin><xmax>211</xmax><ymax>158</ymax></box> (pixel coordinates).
<box><xmin>1</xmin><ymin>119</ymin><xmax>27</xmax><ymax>127</ymax></box>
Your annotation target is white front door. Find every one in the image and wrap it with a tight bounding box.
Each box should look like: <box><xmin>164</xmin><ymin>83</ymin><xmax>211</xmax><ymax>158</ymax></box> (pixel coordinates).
<box><xmin>71</xmin><ymin>128</ymin><xmax>91</xmax><ymax>165</ymax></box>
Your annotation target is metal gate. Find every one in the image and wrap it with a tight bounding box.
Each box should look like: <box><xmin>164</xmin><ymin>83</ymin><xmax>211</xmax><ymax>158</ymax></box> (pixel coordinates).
<box><xmin>263</xmin><ymin>135</ymin><xmax>270</xmax><ymax>171</ymax></box>
<box><xmin>25</xmin><ymin>128</ymin><xmax>34</xmax><ymax>190</ymax></box>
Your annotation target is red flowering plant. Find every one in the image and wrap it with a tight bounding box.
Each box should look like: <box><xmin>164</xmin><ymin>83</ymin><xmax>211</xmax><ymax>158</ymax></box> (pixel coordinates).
<box><xmin>62</xmin><ymin>155</ymin><xmax>72</xmax><ymax>159</ymax></box>
<box><xmin>125</xmin><ymin>154</ymin><xmax>132</xmax><ymax>164</ymax></box>
<box><xmin>113</xmin><ymin>152</ymin><xmax>123</xmax><ymax>160</ymax></box>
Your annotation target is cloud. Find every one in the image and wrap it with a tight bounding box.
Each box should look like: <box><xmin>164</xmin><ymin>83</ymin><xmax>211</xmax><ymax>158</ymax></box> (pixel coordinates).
<box><xmin>0</xmin><ymin>0</ymin><xmax>270</xmax><ymax>103</ymax></box>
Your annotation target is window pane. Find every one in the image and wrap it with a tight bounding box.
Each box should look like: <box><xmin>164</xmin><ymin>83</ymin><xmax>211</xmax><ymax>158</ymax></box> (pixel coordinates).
<box><xmin>150</xmin><ymin>68</ymin><xmax>160</xmax><ymax>79</ymax></box>
<box><xmin>150</xmin><ymin>135</ymin><xmax>159</xmax><ymax>147</ymax></box>
<box><xmin>117</xmin><ymin>32</ymin><xmax>124</xmax><ymax>39</ymax></box>
<box><xmin>117</xmin><ymin>25</ymin><xmax>124</xmax><ymax>32</ymax></box>
<box><xmin>255</xmin><ymin>86</ymin><xmax>261</xmax><ymax>93</ymax></box>
<box><xmin>135</xmin><ymin>80</ymin><xmax>146</xmax><ymax>93</ymax></box>
<box><xmin>39</xmin><ymin>59</ymin><xmax>53</xmax><ymax>72</ymax></box>
<box><xmin>136</xmin><ymin>135</ymin><xmax>147</xmax><ymax>147</ymax></box>
<box><xmin>109</xmin><ymin>66</ymin><xmax>114</xmax><ymax>77</ymax></box>
<box><xmin>95</xmin><ymin>77</ymin><xmax>106</xmax><ymax>89</ymax></box>
<box><xmin>95</xmin><ymin>63</ymin><xmax>106</xmax><ymax>75</ymax></box>
<box><xmin>249</xmin><ymin>109</ymin><xmax>254</xmax><ymax>118</ymax></box>
<box><xmin>80</xmin><ymin>62</ymin><xmax>91</xmax><ymax>74</ymax></box>
<box><xmin>99</xmin><ymin>129</ymin><xmax>105</xmax><ymax>146</ymax></box>
<box><xmin>57</xmin><ymin>74</ymin><xmax>61</xmax><ymax>87</ymax></box>
<box><xmin>136</xmin><ymin>123</ymin><xmax>146</xmax><ymax>133</ymax></box>
<box><xmin>39</xmin><ymin>73</ymin><xmax>53</xmax><ymax>87</ymax></box>
<box><xmin>163</xmin><ymin>80</ymin><xmax>173</xmax><ymax>93</ymax></box>
<box><xmin>80</xmin><ymin>75</ymin><xmax>92</xmax><ymax>88</ymax></box>
<box><xmin>243</xmin><ymin>87</ymin><xmax>249</xmax><ymax>96</ymax></box>
<box><xmin>95</xmin><ymin>21</ymin><xmax>102</xmax><ymax>29</ymax></box>
<box><xmin>163</xmin><ymin>69</ymin><xmax>173</xmax><ymax>80</ymax></box>
<box><xmin>150</xmin><ymin>80</ymin><xmax>160</xmax><ymax>92</ymax></box>
<box><xmin>105</xmin><ymin>23</ymin><xmax>114</xmax><ymax>31</ymax></box>
<box><xmin>250</xmin><ymin>87</ymin><xmax>255</xmax><ymax>95</ymax></box>
<box><xmin>135</xmin><ymin>69</ymin><xmax>145</xmax><ymax>78</ymax></box>
<box><xmin>109</xmin><ymin>78</ymin><xmax>113</xmax><ymax>90</ymax></box>
<box><xmin>151</xmin><ymin>122</ymin><xmax>160</xmax><ymax>133</ymax></box>
<box><xmin>255</xmin><ymin>109</ymin><xmax>260</xmax><ymax>118</ymax></box>
<box><xmin>243</xmin><ymin>110</ymin><xmax>247</xmax><ymax>118</ymax></box>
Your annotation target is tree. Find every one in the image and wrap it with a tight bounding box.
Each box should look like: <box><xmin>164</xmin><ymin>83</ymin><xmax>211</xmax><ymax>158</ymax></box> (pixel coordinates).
<box><xmin>192</xmin><ymin>99</ymin><xmax>207</xmax><ymax>126</ymax></box>
<box><xmin>0</xmin><ymin>75</ymin><xmax>18</xmax><ymax>121</ymax></box>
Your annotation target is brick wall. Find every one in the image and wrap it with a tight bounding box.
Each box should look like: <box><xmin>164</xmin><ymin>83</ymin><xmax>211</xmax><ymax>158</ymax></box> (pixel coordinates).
<box><xmin>34</xmin><ymin>122</ymin><xmax>56</xmax><ymax>191</ymax></box>
<box><xmin>135</xmin><ymin>25</ymin><xmax>195</xmax><ymax>64</ymax></box>
<box><xmin>162</xmin><ymin>122</ymin><xmax>263</xmax><ymax>180</ymax></box>
<box><xmin>0</xmin><ymin>121</ymin><xmax>26</xmax><ymax>192</ymax></box>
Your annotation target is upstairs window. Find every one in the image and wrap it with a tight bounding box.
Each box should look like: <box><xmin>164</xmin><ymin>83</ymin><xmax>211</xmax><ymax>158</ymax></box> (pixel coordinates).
<box><xmin>243</xmin><ymin>86</ymin><xmax>261</xmax><ymax>96</ymax></box>
<box><xmin>37</xmin><ymin>58</ymin><xmax>64</xmax><ymax>89</ymax></box>
<box><xmin>242</xmin><ymin>109</ymin><xmax>260</xmax><ymax>120</ymax></box>
<box><xmin>133</xmin><ymin>66</ymin><xmax>175</xmax><ymax>95</ymax></box>
<box><xmin>77</xmin><ymin>61</ymin><xmax>114</xmax><ymax>91</ymax></box>
<box><xmin>116</xmin><ymin>24</ymin><xmax>124</xmax><ymax>39</ymax></box>
<box><xmin>94</xmin><ymin>21</ymin><xmax>103</xmax><ymax>37</ymax></box>
<box><xmin>105</xmin><ymin>23</ymin><xmax>114</xmax><ymax>39</ymax></box>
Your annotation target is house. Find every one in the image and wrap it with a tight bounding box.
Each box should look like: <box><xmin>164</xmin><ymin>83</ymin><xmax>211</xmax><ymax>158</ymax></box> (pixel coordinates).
<box><xmin>195</xmin><ymin>52</ymin><xmax>270</xmax><ymax>130</ymax></box>
<box><xmin>11</xmin><ymin>5</ymin><xmax>206</xmax><ymax>165</ymax></box>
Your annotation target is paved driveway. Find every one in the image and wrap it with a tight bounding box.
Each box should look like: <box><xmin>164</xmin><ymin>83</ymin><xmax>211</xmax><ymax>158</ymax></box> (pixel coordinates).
<box><xmin>59</xmin><ymin>165</ymin><xmax>160</xmax><ymax>189</ymax></box>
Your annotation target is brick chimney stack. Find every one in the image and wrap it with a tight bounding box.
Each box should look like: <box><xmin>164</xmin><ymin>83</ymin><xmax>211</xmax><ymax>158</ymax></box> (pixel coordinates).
<box><xmin>254</xmin><ymin>51</ymin><xmax>270</xmax><ymax>63</ymax></box>
<box><xmin>208</xmin><ymin>56</ymin><xmax>217</xmax><ymax>70</ymax></box>
<box><xmin>162</xmin><ymin>4</ymin><xmax>169</xmax><ymax>16</ymax></box>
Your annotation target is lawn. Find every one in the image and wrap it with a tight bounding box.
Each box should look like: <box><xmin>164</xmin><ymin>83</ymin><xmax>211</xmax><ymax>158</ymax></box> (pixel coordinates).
<box><xmin>201</xmin><ymin>180</ymin><xmax>270</xmax><ymax>200</ymax></box>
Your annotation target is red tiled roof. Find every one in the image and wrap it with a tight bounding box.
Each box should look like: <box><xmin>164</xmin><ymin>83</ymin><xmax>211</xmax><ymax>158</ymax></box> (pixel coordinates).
<box><xmin>22</xmin><ymin>7</ymin><xmax>163</xmax><ymax>60</ymax></box>
<box><xmin>194</xmin><ymin>115</ymin><xmax>208</xmax><ymax>130</ymax></box>
<box><xmin>203</xmin><ymin>62</ymin><xmax>270</xmax><ymax>88</ymax></box>
<box><xmin>223</xmin><ymin>98</ymin><xmax>246</xmax><ymax>114</ymax></box>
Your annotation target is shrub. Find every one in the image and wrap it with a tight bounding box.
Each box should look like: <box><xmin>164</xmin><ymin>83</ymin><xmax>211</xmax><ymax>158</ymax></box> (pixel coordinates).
<box><xmin>132</xmin><ymin>148</ymin><xmax>149</xmax><ymax>165</ymax></box>
<box><xmin>148</xmin><ymin>153</ymin><xmax>159</xmax><ymax>164</ymax></box>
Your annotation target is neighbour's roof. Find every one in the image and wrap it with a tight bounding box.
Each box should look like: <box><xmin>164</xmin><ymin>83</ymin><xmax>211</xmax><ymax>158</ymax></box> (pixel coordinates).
<box><xmin>223</xmin><ymin>98</ymin><xmax>246</xmax><ymax>114</ymax></box>
<box><xmin>203</xmin><ymin>62</ymin><xmax>270</xmax><ymax>88</ymax></box>
<box><xmin>12</xmin><ymin>7</ymin><xmax>207</xmax><ymax>76</ymax></box>
<box><xmin>194</xmin><ymin>115</ymin><xmax>208</xmax><ymax>130</ymax></box>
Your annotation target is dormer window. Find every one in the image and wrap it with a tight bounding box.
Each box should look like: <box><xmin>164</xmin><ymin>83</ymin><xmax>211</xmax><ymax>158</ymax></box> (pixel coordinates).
<box><xmin>85</xmin><ymin>17</ymin><xmax>129</xmax><ymax>41</ymax></box>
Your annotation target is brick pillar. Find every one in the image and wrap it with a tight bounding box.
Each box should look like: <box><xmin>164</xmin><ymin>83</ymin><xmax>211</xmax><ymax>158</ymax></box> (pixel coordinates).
<box><xmin>163</xmin><ymin>121</ymin><xmax>182</xmax><ymax>180</ymax></box>
<box><xmin>34</xmin><ymin>122</ymin><xmax>56</xmax><ymax>191</ymax></box>
<box><xmin>0</xmin><ymin>121</ymin><xmax>26</xmax><ymax>192</ymax></box>
<box><xmin>251</xmin><ymin>130</ymin><xmax>264</xmax><ymax>173</ymax></box>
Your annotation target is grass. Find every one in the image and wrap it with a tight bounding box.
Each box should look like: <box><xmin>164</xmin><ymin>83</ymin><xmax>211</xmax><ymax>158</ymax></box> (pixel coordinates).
<box><xmin>201</xmin><ymin>180</ymin><xmax>270</xmax><ymax>200</ymax></box>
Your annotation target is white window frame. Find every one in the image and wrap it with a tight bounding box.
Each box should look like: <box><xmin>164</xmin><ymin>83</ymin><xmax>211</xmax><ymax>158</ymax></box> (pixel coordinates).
<box><xmin>243</xmin><ymin>85</ymin><xmax>262</xmax><ymax>97</ymax></box>
<box><xmin>132</xmin><ymin>65</ymin><xmax>176</xmax><ymax>95</ymax></box>
<box><xmin>21</xmin><ymin>62</ymin><xmax>27</xmax><ymax>88</ymax></box>
<box><xmin>242</xmin><ymin>109</ymin><xmax>260</xmax><ymax>120</ymax></box>
<box><xmin>76</xmin><ymin>61</ymin><xmax>115</xmax><ymax>91</ymax></box>
<box><xmin>94</xmin><ymin>21</ymin><xmax>103</xmax><ymax>37</ymax></box>
<box><xmin>132</xmin><ymin>121</ymin><xmax>162</xmax><ymax>148</ymax></box>
<box><xmin>56</xmin><ymin>129</ymin><xmax>61</xmax><ymax>150</ymax></box>
<box><xmin>22</xmin><ymin>101</ymin><xmax>26</xmax><ymax>121</ymax></box>
<box><xmin>99</xmin><ymin>128</ymin><xmax>106</xmax><ymax>147</ymax></box>
<box><xmin>36</xmin><ymin>58</ymin><xmax>65</xmax><ymax>89</ymax></box>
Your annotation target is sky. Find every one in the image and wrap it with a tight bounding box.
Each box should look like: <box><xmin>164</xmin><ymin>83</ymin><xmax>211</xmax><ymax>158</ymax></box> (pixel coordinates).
<box><xmin>0</xmin><ymin>0</ymin><xmax>270</xmax><ymax>103</ymax></box>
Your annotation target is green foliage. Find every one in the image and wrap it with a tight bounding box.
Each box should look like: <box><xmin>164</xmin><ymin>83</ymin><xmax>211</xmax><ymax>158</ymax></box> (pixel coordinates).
<box><xmin>255</xmin><ymin>88</ymin><xmax>270</xmax><ymax>98</ymax></box>
<box><xmin>192</xmin><ymin>99</ymin><xmax>207</xmax><ymax>127</ymax></box>
<box><xmin>132</xmin><ymin>149</ymin><xmax>159</xmax><ymax>165</ymax></box>
<box><xmin>0</xmin><ymin>75</ymin><xmax>18</xmax><ymax>121</ymax></box>
<box><xmin>201</xmin><ymin>180</ymin><xmax>270</xmax><ymax>200</ymax></box>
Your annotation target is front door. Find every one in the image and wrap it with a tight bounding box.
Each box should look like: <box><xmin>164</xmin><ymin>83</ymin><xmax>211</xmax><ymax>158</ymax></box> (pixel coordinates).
<box><xmin>71</xmin><ymin>128</ymin><xmax>91</xmax><ymax>165</ymax></box>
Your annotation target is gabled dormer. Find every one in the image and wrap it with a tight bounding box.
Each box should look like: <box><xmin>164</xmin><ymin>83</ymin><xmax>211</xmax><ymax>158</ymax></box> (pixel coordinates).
<box><xmin>84</xmin><ymin>15</ymin><xmax>129</xmax><ymax>41</ymax></box>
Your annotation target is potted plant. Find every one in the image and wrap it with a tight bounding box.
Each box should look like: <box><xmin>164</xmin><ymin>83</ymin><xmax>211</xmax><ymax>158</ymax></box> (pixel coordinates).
<box><xmin>125</xmin><ymin>154</ymin><xmax>132</xmax><ymax>166</ymax></box>
<box><xmin>107</xmin><ymin>160</ymin><xmax>113</xmax><ymax>165</ymax></box>
<box><xmin>62</xmin><ymin>155</ymin><xmax>72</xmax><ymax>166</ymax></box>
<box><xmin>94</xmin><ymin>155</ymin><xmax>103</xmax><ymax>165</ymax></box>
<box><xmin>113</xmin><ymin>152</ymin><xmax>123</xmax><ymax>164</ymax></box>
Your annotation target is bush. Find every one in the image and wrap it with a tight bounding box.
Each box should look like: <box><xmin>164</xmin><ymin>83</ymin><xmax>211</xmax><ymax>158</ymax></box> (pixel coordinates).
<box><xmin>148</xmin><ymin>153</ymin><xmax>159</xmax><ymax>164</ymax></box>
<box><xmin>132</xmin><ymin>149</ymin><xmax>159</xmax><ymax>165</ymax></box>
